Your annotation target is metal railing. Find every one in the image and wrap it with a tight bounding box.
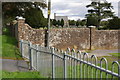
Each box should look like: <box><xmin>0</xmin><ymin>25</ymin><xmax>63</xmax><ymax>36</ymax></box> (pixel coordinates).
<box><xmin>19</xmin><ymin>40</ymin><xmax>120</xmax><ymax>79</ymax></box>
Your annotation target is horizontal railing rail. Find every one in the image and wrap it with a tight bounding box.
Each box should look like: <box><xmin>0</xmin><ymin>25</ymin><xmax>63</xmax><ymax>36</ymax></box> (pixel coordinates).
<box><xmin>19</xmin><ymin>40</ymin><xmax>120</xmax><ymax>79</ymax></box>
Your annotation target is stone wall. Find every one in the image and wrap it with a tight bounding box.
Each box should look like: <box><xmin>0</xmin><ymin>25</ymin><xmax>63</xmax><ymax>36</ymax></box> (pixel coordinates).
<box><xmin>16</xmin><ymin>18</ymin><xmax>119</xmax><ymax>50</ymax></box>
<box><xmin>92</xmin><ymin>30</ymin><xmax>119</xmax><ymax>49</ymax></box>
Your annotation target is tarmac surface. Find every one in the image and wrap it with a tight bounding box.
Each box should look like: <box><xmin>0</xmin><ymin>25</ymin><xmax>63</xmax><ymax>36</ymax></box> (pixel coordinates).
<box><xmin>89</xmin><ymin>49</ymin><xmax>120</xmax><ymax>57</ymax></box>
<box><xmin>0</xmin><ymin>59</ymin><xmax>29</xmax><ymax>72</ymax></box>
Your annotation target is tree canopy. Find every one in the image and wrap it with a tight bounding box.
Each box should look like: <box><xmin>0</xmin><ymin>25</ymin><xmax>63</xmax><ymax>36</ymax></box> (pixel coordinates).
<box><xmin>107</xmin><ymin>17</ymin><xmax>120</xmax><ymax>29</ymax></box>
<box><xmin>86</xmin><ymin>1</ymin><xmax>114</xmax><ymax>27</ymax></box>
<box><xmin>2</xmin><ymin>2</ymin><xmax>47</xmax><ymax>28</ymax></box>
<box><xmin>60</xmin><ymin>19</ymin><xmax>64</xmax><ymax>27</ymax></box>
<box><xmin>24</xmin><ymin>8</ymin><xmax>47</xmax><ymax>28</ymax></box>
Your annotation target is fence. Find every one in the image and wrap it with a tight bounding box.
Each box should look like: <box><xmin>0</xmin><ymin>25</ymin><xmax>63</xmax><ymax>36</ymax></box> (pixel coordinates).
<box><xmin>19</xmin><ymin>40</ymin><xmax>120</xmax><ymax>79</ymax></box>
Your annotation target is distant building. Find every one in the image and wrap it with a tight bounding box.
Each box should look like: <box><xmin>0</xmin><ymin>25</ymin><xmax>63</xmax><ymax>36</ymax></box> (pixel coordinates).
<box><xmin>118</xmin><ymin>1</ymin><xmax>120</xmax><ymax>18</ymax></box>
<box><xmin>54</xmin><ymin>13</ymin><xmax>69</xmax><ymax>27</ymax></box>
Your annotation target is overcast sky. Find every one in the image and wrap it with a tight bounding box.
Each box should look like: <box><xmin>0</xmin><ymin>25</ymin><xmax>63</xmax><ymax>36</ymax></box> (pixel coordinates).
<box><xmin>42</xmin><ymin>0</ymin><xmax>120</xmax><ymax>20</ymax></box>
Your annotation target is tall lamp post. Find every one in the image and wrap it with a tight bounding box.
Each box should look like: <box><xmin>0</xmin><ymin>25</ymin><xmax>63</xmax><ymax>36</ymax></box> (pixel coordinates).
<box><xmin>46</xmin><ymin>0</ymin><xmax>51</xmax><ymax>47</ymax></box>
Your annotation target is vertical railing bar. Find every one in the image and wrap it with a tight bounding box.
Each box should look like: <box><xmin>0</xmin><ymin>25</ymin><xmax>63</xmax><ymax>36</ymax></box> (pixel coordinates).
<box><xmin>87</xmin><ymin>64</ymin><xmax>89</xmax><ymax>78</ymax></box>
<box><xmin>74</xmin><ymin>51</ymin><xmax>76</xmax><ymax>79</ymax></box>
<box><xmin>72</xmin><ymin>59</ymin><xmax>74</xmax><ymax>78</ymax></box>
<box><xmin>28</xmin><ymin>42</ymin><xmax>32</xmax><ymax>70</ymax></box>
<box><xmin>91</xmin><ymin>66</ymin><xmax>93</xmax><ymax>79</ymax></box>
<box><xmin>71</xmin><ymin>50</ymin><xmax>73</xmax><ymax>78</ymax></box>
<box><xmin>51</xmin><ymin>47</ymin><xmax>55</xmax><ymax>79</ymax></box>
<box><xmin>100</xmin><ymin>58</ymin><xmax>108</xmax><ymax>80</ymax></box>
<box><xmin>66</xmin><ymin>48</ymin><xmax>70</xmax><ymax>78</ymax></box>
<box><xmin>36</xmin><ymin>44</ymin><xmax>39</xmax><ymax>70</ymax></box>
<box><xmin>72</xmin><ymin>49</ymin><xmax>75</xmax><ymax>79</ymax></box>
<box><xmin>77</xmin><ymin>50</ymin><xmax>82</xmax><ymax>79</ymax></box>
<box><xmin>64</xmin><ymin>51</ymin><xmax>67</xmax><ymax>79</ymax></box>
<box><xmin>80</xmin><ymin>53</ymin><xmax>82</xmax><ymax>80</ymax></box>
<box><xmin>91</xmin><ymin>55</ymin><xmax>97</xmax><ymax>79</ymax></box>
<box><xmin>80</xmin><ymin>62</ymin><xmax>82</xmax><ymax>79</ymax></box>
<box><xmin>83</xmin><ymin>53</ymin><xmax>89</xmax><ymax>79</ymax></box>
<box><xmin>23</xmin><ymin>40</ymin><xmax>25</xmax><ymax>58</ymax></box>
<box><xmin>77</xmin><ymin>51</ymin><xmax>80</xmax><ymax>78</ymax></box>
<box><xmin>35</xmin><ymin>45</ymin><xmax>37</xmax><ymax>70</ymax></box>
<box><xmin>112</xmin><ymin>61</ymin><xmax>120</xmax><ymax>80</ymax></box>
<box><xmin>20</xmin><ymin>40</ymin><xmax>23</xmax><ymax>57</ymax></box>
<box><xmin>70</xmin><ymin>57</ymin><xmax>72</xmax><ymax>78</ymax></box>
<box><xmin>95</xmin><ymin>68</ymin><xmax>97</xmax><ymax>79</ymax></box>
<box><xmin>70</xmin><ymin>57</ymin><xmax>71</xmax><ymax>78</ymax></box>
<box><xmin>83</xmin><ymin>64</ymin><xmax>85</xmax><ymax>79</ymax></box>
<box><xmin>106</xmin><ymin>61</ymin><xmax>108</xmax><ymax>79</ymax></box>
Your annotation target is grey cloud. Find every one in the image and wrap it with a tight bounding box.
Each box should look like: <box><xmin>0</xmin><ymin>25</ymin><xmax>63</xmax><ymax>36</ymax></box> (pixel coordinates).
<box><xmin>50</xmin><ymin>0</ymin><xmax>118</xmax><ymax>20</ymax></box>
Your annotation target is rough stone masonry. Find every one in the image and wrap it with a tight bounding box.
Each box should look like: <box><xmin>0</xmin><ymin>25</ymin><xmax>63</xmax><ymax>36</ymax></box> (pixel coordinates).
<box><xmin>15</xmin><ymin>17</ymin><xmax>119</xmax><ymax>50</ymax></box>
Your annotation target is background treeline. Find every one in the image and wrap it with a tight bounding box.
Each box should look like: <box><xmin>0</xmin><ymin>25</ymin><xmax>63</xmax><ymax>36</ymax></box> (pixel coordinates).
<box><xmin>2</xmin><ymin>2</ymin><xmax>120</xmax><ymax>30</ymax></box>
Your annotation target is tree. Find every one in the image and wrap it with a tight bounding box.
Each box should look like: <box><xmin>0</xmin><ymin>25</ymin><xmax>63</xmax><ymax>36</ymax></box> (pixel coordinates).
<box><xmin>57</xmin><ymin>20</ymin><xmax>61</xmax><ymax>27</ymax></box>
<box><xmin>69</xmin><ymin>20</ymin><xmax>76</xmax><ymax>26</ymax></box>
<box><xmin>76</xmin><ymin>20</ymin><xmax>80</xmax><ymax>27</ymax></box>
<box><xmin>107</xmin><ymin>17</ymin><xmax>120</xmax><ymax>29</ymax></box>
<box><xmin>24</xmin><ymin>8</ymin><xmax>47</xmax><ymax>28</ymax></box>
<box><xmin>52</xmin><ymin>19</ymin><xmax>57</xmax><ymax>27</ymax></box>
<box><xmin>2</xmin><ymin>2</ymin><xmax>47</xmax><ymax>27</ymax></box>
<box><xmin>61</xmin><ymin>19</ymin><xmax>64</xmax><ymax>28</ymax></box>
<box><xmin>86</xmin><ymin>1</ymin><xmax>114</xmax><ymax>27</ymax></box>
<box><xmin>86</xmin><ymin>16</ymin><xmax>98</xmax><ymax>27</ymax></box>
<box><xmin>80</xmin><ymin>19</ymin><xmax>86</xmax><ymax>26</ymax></box>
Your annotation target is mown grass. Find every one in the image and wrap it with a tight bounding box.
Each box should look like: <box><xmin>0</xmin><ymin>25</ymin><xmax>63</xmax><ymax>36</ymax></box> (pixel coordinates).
<box><xmin>53</xmin><ymin>56</ymin><xmax>119</xmax><ymax>78</ymax></box>
<box><xmin>0</xmin><ymin>35</ymin><xmax>2</xmax><ymax>57</ymax></box>
<box><xmin>2</xmin><ymin>71</ymin><xmax>44</xmax><ymax>78</ymax></box>
<box><xmin>1</xmin><ymin>27</ymin><xmax>22</xmax><ymax>60</ymax></box>
<box><xmin>109</xmin><ymin>53</ymin><xmax>120</xmax><ymax>58</ymax></box>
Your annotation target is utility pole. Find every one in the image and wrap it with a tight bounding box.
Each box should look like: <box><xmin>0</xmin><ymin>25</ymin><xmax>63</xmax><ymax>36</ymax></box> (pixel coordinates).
<box><xmin>46</xmin><ymin>0</ymin><xmax>51</xmax><ymax>47</ymax></box>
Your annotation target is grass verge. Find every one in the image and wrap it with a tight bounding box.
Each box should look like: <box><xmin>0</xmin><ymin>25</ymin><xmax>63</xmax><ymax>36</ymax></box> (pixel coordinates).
<box><xmin>1</xmin><ymin>34</ymin><xmax>22</xmax><ymax>60</ymax></box>
<box><xmin>2</xmin><ymin>71</ymin><xmax>44</xmax><ymax>78</ymax></box>
<box><xmin>2</xmin><ymin>27</ymin><xmax>21</xmax><ymax>59</ymax></box>
<box><xmin>109</xmin><ymin>53</ymin><xmax>120</xmax><ymax>58</ymax></box>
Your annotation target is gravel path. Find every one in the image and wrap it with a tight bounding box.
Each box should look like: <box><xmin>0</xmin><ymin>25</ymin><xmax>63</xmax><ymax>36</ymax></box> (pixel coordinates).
<box><xmin>88</xmin><ymin>49</ymin><xmax>120</xmax><ymax>57</ymax></box>
<box><xmin>0</xmin><ymin>59</ymin><xmax>29</xmax><ymax>72</ymax></box>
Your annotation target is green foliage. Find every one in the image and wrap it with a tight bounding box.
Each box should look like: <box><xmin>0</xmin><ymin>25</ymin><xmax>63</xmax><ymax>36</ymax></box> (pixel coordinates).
<box><xmin>52</xmin><ymin>19</ymin><xmax>57</xmax><ymax>27</ymax></box>
<box><xmin>24</xmin><ymin>8</ymin><xmax>47</xmax><ymax>28</ymax></box>
<box><xmin>2</xmin><ymin>35</ymin><xmax>22</xmax><ymax>59</ymax></box>
<box><xmin>87</xmin><ymin>16</ymin><xmax>98</xmax><ymax>27</ymax></box>
<box><xmin>86</xmin><ymin>1</ymin><xmax>114</xmax><ymax>27</ymax></box>
<box><xmin>109</xmin><ymin>53</ymin><xmax>120</xmax><ymax>58</ymax></box>
<box><xmin>61</xmin><ymin>19</ymin><xmax>64</xmax><ymax>27</ymax></box>
<box><xmin>2</xmin><ymin>71</ymin><xmax>44</xmax><ymax>78</ymax></box>
<box><xmin>76</xmin><ymin>20</ymin><xmax>80</xmax><ymax>27</ymax></box>
<box><xmin>1</xmin><ymin>27</ymin><xmax>22</xmax><ymax>59</ymax></box>
<box><xmin>80</xmin><ymin>19</ymin><xmax>86</xmax><ymax>26</ymax></box>
<box><xmin>107</xmin><ymin>17</ymin><xmax>120</xmax><ymax>29</ymax></box>
<box><xmin>2</xmin><ymin>2</ymin><xmax>47</xmax><ymax>28</ymax></box>
<box><xmin>57</xmin><ymin>20</ymin><xmax>61</xmax><ymax>26</ymax></box>
<box><xmin>69</xmin><ymin>20</ymin><xmax>76</xmax><ymax>26</ymax></box>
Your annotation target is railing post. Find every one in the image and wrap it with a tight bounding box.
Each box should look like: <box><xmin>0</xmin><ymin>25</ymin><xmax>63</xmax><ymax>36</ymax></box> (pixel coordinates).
<box><xmin>36</xmin><ymin>44</ymin><xmax>39</xmax><ymax>70</ymax></box>
<box><xmin>64</xmin><ymin>51</ymin><xmax>67</xmax><ymax>79</ymax></box>
<box><xmin>20</xmin><ymin>40</ymin><xmax>23</xmax><ymax>56</ymax></box>
<box><xmin>51</xmin><ymin>47</ymin><xmax>55</xmax><ymax>79</ymax></box>
<box><xmin>28</xmin><ymin>42</ymin><xmax>32</xmax><ymax>70</ymax></box>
